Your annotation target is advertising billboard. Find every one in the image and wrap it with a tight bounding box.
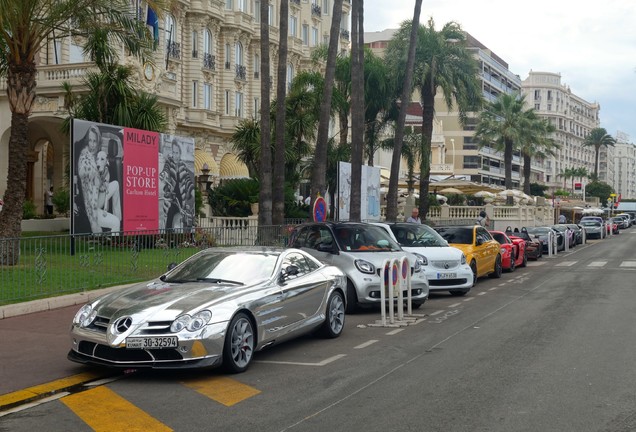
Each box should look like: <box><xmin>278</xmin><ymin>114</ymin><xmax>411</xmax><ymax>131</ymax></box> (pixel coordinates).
<box><xmin>70</xmin><ymin>119</ymin><xmax>195</xmax><ymax>235</ymax></box>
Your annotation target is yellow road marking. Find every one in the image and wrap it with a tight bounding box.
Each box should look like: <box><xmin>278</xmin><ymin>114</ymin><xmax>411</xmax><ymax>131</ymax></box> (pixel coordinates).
<box><xmin>62</xmin><ymin>386</ymin><xmax>172</xmax><ymax>431</ymax></box>
<box><xmin>0</xmin><ymin>372</ymin><xmax>103</xmax><ymax>409</ymax></box>
<box><xmin>182</xmin><ymin>376</ymin><xmax>261</xmax><ymax>406</ymax></box>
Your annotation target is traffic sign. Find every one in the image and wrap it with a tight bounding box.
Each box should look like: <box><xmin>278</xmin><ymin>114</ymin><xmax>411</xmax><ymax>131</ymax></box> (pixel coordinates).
<box><xmin>312</xmin><ymin>196</ymin><xmax>327</xmax><ymax>222</ymax></box>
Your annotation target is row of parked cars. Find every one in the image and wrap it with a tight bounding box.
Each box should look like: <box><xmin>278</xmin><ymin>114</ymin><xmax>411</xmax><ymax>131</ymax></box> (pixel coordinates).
<box><xmin>68</xmin><ymin>214</ymin><xmax>631</xmax><ymax>374</ymax></box>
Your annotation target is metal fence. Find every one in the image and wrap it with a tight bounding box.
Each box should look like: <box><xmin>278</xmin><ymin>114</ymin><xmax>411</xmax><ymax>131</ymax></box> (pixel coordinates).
<box><xmin>0</xmin><ymin>224</ymin><xmax>295</xmax><ymax>306</ymax></box>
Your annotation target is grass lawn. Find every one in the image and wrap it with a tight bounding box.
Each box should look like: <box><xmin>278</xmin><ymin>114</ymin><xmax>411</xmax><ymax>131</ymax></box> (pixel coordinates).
<box><xmin>1</xmin><ymin>232</ymin><xmax>201</xmax><ymax>305</ymax></box>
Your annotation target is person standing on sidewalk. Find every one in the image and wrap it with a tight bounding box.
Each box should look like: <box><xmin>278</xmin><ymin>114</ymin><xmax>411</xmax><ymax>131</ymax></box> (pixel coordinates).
<box><xmin>45</xmin><ymin>187</ymin><xmax>54</xmax><ymax>216</ymax></box>
<box><xmin>406</xmin><ymin>208</ymin><xmax>422</xmax><ymax>224</ymax></box>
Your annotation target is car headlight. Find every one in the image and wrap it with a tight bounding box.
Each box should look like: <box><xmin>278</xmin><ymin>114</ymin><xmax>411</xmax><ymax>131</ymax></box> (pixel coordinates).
<box><xmin>354</xmin><ymin>259</ymin><xmax>376</xmax><ymax>275</ymax></box>
<box><xmin>73</xmin><ymin>304</ymin><xmax>96</xmax><ymax>327</ymax></box>
<box><xmin>460</xmin><ymin>254</ymin><xmax>467</xmax><ymax>265</ymax></box>
<box><xmin>413</xmin><ymin>253</ymin><xmax>427</xmax><ymax>266</ymax></box>
<box><xmin>170</xmin><ymin>310</ymin><xmax>213</xmax><ymax>333</ymax></box>
<box><xmin>500</xmin><ymin>247</ymin><xmax>507</xmax><ymax>255</ymax></box>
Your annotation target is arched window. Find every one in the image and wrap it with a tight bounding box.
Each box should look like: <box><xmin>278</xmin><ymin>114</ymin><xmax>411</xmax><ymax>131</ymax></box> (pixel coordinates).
<box><xmin>164</xmin><ymin>14</ymin><xmax>176</xmax><ymax>43</ymax></box>
<box><xmin>204</xmin><ymin>29</ymin><xmax>213</xmax><ymax>55</ymax></box>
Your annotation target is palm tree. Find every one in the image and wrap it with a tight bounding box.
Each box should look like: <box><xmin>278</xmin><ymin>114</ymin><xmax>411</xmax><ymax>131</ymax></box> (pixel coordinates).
<box><xmin>363</xmin><ymin>50</ymin><xmax>394</xmax><ymax>166</ymax></box>
<box><xmin>0</xmin><ymin>0</ymin><xmax>166</xmax><ymax>265</ymax></box>
<box><xmin>231</xmin><ymin>118</ymin><xmax>261</xmax><ymax>178</ymax></box>
<box><xmin>309</xmin><ymin>0</ymin><xmax>344</xmax><ymax>210</ymax></box>
<box><xmin>474</xmin><ymin>93</ymin><xmax>531</xmax><ymax>204</ymax></box>
<box><xmin>386</xmin><ymin>19</ymin><xmax>482</xmax><ymax>219</ymax></box>
<box><xmin>272</xmin><ymin>0</ymin><xmax>289</xmax><ymax>226</ymax></box>
<box><xmin>573</xmin><ymin>167</ymin><xmax>588</xmax><ymax>196</ymax></box>
<box><xmin>557</xmin><ymin>167</ymin><xmax>577</xmax><ymax>190</ymax></box>
<box><xmin>518</xmin><ymin>114</ymin><xmax>558</xmax><ymax>195</ymax></box>
<box><xmin>62</xmin><ymin>28</ymin><xmax>167</xmax><ymax>132</ymax></box>
<box><xmin>259</xmin><ymin>0</ymin><xmax>273</xmax><ymax>227</ymax></box>
<box><xmin>583</xmin><ymin>127</ymin><xmax>616</xmax><ymax>179</ymax></box>
<box><xmin>380</xmin><ymin>129</ymin><xmax>421</xmax><ymax>194</ymax></box>
<box><xmin>385</xmin><ymin>0</ymin><xmax>422</xmax><ymax>222</ymax></box>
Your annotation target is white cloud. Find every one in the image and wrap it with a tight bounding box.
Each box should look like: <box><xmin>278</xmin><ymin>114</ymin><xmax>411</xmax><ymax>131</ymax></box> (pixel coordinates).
<box><xmin>363</xmin><ymin>0</ymin><xmax>636</xmax><ymax>140</ymax></box>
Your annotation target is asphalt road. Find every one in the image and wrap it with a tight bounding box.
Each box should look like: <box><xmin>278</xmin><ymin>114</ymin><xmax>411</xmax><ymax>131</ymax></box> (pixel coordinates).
<box><xmin>2</xmin><ymin>231</ymin><xmax>636</xmax><ymax>431</ymax></box>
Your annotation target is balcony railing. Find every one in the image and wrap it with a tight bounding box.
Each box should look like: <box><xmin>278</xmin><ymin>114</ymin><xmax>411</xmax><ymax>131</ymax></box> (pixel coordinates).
<box><xmin>235</xmin><ymin>64</ymin><xmax>246</xmax><ymax>80</ymax></box>
<box><xmin>311</xmin><ymin>4</ymin><xmax>321</xmax><ymax>16</ymax></box>
<box><xmin>340</xmin><ymin>29</ymin><xmax>350</xmax><ymax>41</ymax></box>
<box><xmin>290</xmin><ymin>0</ymin><xmax>300</xmax><ymax>5</ymax></box>
<box><xmin>167</xmin><ymin>41</ymin><xmax>181</xmax><ymax>60</ymax></box>
<box><xmin>225</xmin><ymin>61</ymin><xmax>231</xmax><ymax>70</ymax></box>
<box><xmin>203</xmin><ymin>53</ymin><xmax>215</xmax><ymax>70</ymax></box>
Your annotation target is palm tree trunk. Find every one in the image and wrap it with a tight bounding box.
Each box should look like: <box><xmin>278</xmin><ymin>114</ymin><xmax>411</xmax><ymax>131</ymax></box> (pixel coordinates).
<box><xmin>594</xmin><ymin>145</ymin><xmax>600</xmax><ymax>178</ymax></box>
<box><xmin>339</xmin><ymin>110</ymin><xmax>349</xmax><ymax>147</ymax></box>
<box><xmin>419</xmin><ymin>83</ymin><xmax>435</xmax><ymax>219</ymax></box>
<box><xmin>349</xmin><ymin>0</ymin><xmax>364</xmax><ymax>222</ymax></box>
<box><xmin>258</xmin><ymin>0</ymin><xmax>273</xmax><ymax>229</ymax></box>
<box><xmin>522</xmin><ymin>153</ymin><xmax>532</xmax><ymax>195</ymax></box>
<box><xmin>0</xmin><ymin>61</ymin><xmax>37</xmax><ymax>265</ymax></box>
<box><xmin>273</xmin><ymin>0</ymin><xmax>289</xmax><ymax>226</ymax></box>
<box><xmin>504</xmin><ymin>138</ymin><xmax>513</xmax><ymax>205</ymax></box>
<box><xmin>386</xmin><ymin>1</ymin><xmax>422</xmax><ymax>222</ymax></box>
<box><xmin>310</xmin><ymin>0</ymin><xmax>343</xmax><ymax>211</ymax></box>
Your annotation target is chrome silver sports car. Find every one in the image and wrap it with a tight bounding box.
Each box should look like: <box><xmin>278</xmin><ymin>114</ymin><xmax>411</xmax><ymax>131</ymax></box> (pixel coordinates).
<box><xmin>69</xmin><ymin>247</ymin><xmax>347</xmax><ymax>373</ymax></box>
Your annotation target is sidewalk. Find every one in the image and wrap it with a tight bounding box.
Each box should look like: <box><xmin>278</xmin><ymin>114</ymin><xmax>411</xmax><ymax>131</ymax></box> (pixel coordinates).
<box><xmin>0</xmin><ymin>287</ymin><xmax>125</xmax><ymax>410</ymax></box>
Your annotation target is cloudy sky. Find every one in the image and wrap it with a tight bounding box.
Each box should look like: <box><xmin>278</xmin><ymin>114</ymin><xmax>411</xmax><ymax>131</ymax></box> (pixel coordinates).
<box><xmin>363</xmin><ymin>0</ymin><xmax>636</xmax><ymax>143</ymax></box>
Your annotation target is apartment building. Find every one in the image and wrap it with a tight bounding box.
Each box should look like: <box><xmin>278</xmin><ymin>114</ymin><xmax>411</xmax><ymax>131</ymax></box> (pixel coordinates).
<box><xmin>0</xmin><ymin>0</ymin><xmax>351</xmax><ymax>212</ymax></box>
<box><xmin>611</xmin><ymin>131</ymin><xmax>636</xmax><ymax>199</ymax></box>
<box><xmin>520</xmin><ymin>71</ymin><xmax>600</xmax><ymax>193</ymax></box>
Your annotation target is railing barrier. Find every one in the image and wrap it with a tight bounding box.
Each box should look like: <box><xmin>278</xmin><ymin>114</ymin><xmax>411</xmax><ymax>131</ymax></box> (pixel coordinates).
<box><xmin>378</xmin><ymin>257</ymin><xmax>411</xmax><ymax>327</ymax></box>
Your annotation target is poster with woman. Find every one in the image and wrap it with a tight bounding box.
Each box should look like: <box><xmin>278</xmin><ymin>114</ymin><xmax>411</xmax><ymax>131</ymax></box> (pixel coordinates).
<box><xmin>158</xmin><ymin>134</ymin><xmax>195</xmax><ymax>232</ymax></box>
<box><xmin>71</xmin><ymin>119</ymin><xmax>124</xmax><ymax>235</ymax></box>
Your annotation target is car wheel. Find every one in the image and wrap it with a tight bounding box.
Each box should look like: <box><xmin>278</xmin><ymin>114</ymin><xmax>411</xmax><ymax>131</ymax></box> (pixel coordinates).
<box><xmin>489</xmin><ymin>255</ymin><xmax>503</xmax><ymax>279</ymax></box>
<box><xmin>223</xmin><ymin>312</ymin><xmax>255</xmax><ymax>374</ymax></box>
<box><xmin>470</xmin><ymin>261</ymin><xmax>477</xmax><ymax>286</ymax></box>
<box><xmin>345</xmin><ymin>280</ymin><xmax>359</xmax><ymax>314</ymax></box>
<box><xmin>520</xmin><ymin>251</ymin><xmax>527</xmax><ymax>268</ymax></box>
<box><xmin>449</xmin><ymin>289</ymin><xmax>469</xmax><ymax>296</ymax></box>
<box><xmin>508</xmin><ymin>252</ymin><xmax>516</xmax><ymax>272</ymax></box>
<box><xmin>318</xmin><ymin>291</ymin><xmax>345</xmax><ymax>338</ymax></box>
<box><xmin>411</xmin><ymin>301</ymin><xmax>424</xmax><ymax>309</ymax></box>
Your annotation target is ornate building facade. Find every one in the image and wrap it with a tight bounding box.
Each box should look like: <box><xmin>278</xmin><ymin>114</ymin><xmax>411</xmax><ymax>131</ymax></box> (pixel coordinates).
<box><xmin>0</xmin><ymin>0</ymin><xmax>351</xmax><ymax>213</ymax></box>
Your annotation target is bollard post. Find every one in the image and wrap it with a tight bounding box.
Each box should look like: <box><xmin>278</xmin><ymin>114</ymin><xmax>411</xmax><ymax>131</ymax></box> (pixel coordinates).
<box><xmin>547</xmin><ymin>231</ymin><xmax>554</xmax><ymax>257</ymax></box>
<box><xmin>401</xmin><ymin>257</ymin><xmax>412</xmax><ymax>316</ymax></box>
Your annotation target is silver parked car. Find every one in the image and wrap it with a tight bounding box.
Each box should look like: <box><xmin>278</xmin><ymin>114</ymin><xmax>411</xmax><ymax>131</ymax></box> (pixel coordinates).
<box><xmin>579</xmin><ymin>220</ymin><xmax>604</xmax><ymax>239</ymax></box>
<box><xmin>374</xmin><ymin>222</ymin><xmax>474</xmax><ymax>296</ymax></box>
<box><xmin>289</xmin><ymin>222</ymin><xmax>429</xmax><ymax>313</ymax></box>
<box><xmin>69</xmin><ymin>247</ymin><xmax>347</xmax><ymax>373</ymax></box>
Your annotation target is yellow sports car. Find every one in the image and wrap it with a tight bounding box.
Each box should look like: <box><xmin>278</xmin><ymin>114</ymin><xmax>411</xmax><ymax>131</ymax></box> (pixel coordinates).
<box><xmin>432</xmin><ymin>225</ymin><xmax>502</xmax><ymax>283</ymax></box>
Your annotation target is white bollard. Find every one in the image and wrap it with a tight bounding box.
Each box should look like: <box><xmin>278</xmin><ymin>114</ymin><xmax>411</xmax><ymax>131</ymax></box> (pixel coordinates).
<box><xmin>380</xmin><ymin>257</ymin><xmax>412</xmax><ymax>326</ymax></box>
<box><xmin>547</xmin><ymin>231</ymin><xmax>554</xmax><ymax>257</ymax></box>
<box><xmin>400</xmin><ymin>257</ymin><xmax>412</xmax><ymax>316</ymax></box>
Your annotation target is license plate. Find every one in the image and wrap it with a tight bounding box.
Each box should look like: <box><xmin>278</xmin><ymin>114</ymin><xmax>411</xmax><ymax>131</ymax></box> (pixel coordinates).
<box><xmin>126</xmin><ymin>336</ymin><xmax>178</xmax><ymax>349</ymax></box>
<box><xmin>437</xmin><ymin>272</ymin><xmax>457</xmax><ymax>280</ymax></box>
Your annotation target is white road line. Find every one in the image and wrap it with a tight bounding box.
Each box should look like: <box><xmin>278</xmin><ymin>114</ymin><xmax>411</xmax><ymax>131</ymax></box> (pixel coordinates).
<box><xmin>588</xmin><ymin>261</ymin><xmax>607</xmax><ymax>267</ymax></box>
<box><xmin>556</xmin><ymin>261</ymin><xmax>577</xmax><ymax>267</ymax></box>
<box><xmin>488</xmin><ymin>287</ymin><xmax>497</xmax><ymax>291</ymax></box>
<box><xmin>429</xmin><ymin>310</ymin><xmax>445</xmax><ymax>316</ymax></box>
<box><xmin>354</xmin><ymin>340</ymin><xmax>379</xmax><ymax>349</ymax></box>
<box><xmin>526</xmin><ymin>261</ymin><xmax>547</xmax><ymax>266</ymax></box>
<box><xmin>448</xmin><ymin>303</ymin><xmax>462</xmax><ymax>308</ymax></box>
<box><xmin>463</xmin><ymin>297</ymin><xmax>475</xmax><ymax>302</ymax></box>
<box><xmin>620</xmin><ymin>261</ymin><xmax>636</xmax><ymax>267</ymax></box>
<box><xmin>256</xmin><ymin>354</ymin><xmax>347</xmax><ymax>366</ymax></box>
<box><xmin>498</xmin><ymin>283</ymin><xmax>506</xmax><ymax>286</ymax></box>
<box><xmin>478</xmin><ymin>292</ymin><xmax>487</xmax><ymax>296</ymax></box>
<box><xmin>386</xmin><ymin>329</ymin><xmax>404</xmax><ymax>335</ymax></box>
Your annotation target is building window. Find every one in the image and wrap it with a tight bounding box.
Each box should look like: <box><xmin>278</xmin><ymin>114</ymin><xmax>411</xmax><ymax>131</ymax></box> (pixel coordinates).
<box><xmin>53</xmin><ymin>39</ymin><xmax>62</xmax><ymax>64</ymax></box>
<box><xmin>322</xmin><ymin>0</ymin><xmax>329</xmax><ymax>14</ymax></box>
<box><xmin>192</xmin><ymin>30</ymin><xmax>198</xmax><ymax>58</ymax></box>
<box><xmin>535</xmin><ymin>103</ymin><xmax>540</xmax><ymax>110</ymax></box>
<box><xmin>289</xmin><ymin>15</ymin><xmax>297</xmax><ymax>37</ymax></box>
<box><xmin>235</xmin><ymin>92</ymin><xmax>243</xmax><ymax>117</ymax></box>
<box><xmin>192</xmin><ymin>81</ymin><xmax>198</xmax><ymax>108</ymax></box>
<box><xmin>534</xmin><ymin>90</ymin><xmax>540</xmax><ymax>100</ymax></box>
<box><xmin>225</xmin><ymin>0</ymin><xmax>233</xmax><ymax>9</ymax></box>
<box><xmin>69</xmin><ymin>41</ymin><xmax>84</xmax><ymax>63</ymax></box>
<box><xmin>255</xmin><ymin>0</ymin><xmax>260</xmax><ymax>22</ymax></box>
<box><xmin>311</xmin><ymin>27</ymin><xmax>318</xmax><ymax>46</ymax></box>
<box><xmin>225</xmin><ymin>43</ymin><xmax>231</xmax><ymax>69</ymax></box>
<box><xmin>463</xmin><ymin>136</ymin><xmax>478</xmax><ymax>150</ymax></box>
<box><xmin>225</xmin><ymin>90</ymin><xmax>230</xmax><ymax>115</ymax></box>
<box><xmin>463</xmin><ymin>156</ymin><xmax>481</xmax><ymax>169</ymax></box>
<box><xmin>254</xmin><ymin>54</ymin><xmax>260</xmax><ymax>78</ymax></box>
<box><xmin>302</xmin><ymin>24</ymin><xmax>309</xmax><ymax>45</ymax></box>
<box><xmin>204</xmin><ymin>30</ymin><xmax>213</xmax><ymax>55</ymax></box>
<box><xmin>204</xmin><ymin>83</ymin><xmax>212</xmax><ymax>110</ymax></box>
<box><xmin>269</xmin><ymin>4</ymin><xmax>274</xmax><ymax>25</ymax></box>
<box><xmin>547</xmin><ymin>90</ymin><xmax>552</xmax><ymax>100</ymax></box>
<box><xmin>238</xmin><ymin>0</ymin><xmax>247</xmax><ymax>12</ymax></box>
<box><xmin>287</xmin><ymin>63</ymin><xmax>294</xmax><ymax>91</ymax></box>
<box><xmin>254</xmin><ymin>97</ymin><xmax>260</xmax><ymax>120</ymax></box>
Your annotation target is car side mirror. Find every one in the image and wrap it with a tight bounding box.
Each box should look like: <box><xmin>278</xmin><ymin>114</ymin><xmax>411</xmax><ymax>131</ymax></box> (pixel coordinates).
<box><xmin>476</xmin><ymin>238</ymin><xmax>484</xmax><ymax>246</ymax></box>
<box><xmin>280</xmin><ymin>265</ymin><xmax>300</xmax><ymax>283</ymax></box>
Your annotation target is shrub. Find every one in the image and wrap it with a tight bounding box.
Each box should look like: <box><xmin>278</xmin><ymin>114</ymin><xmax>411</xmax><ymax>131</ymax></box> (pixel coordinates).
<box><xmin>23</xmin><ymin>200</ymin><xmax>37</xmax><ymax>219</ymax></box>
<box><xmin>53</xmin><ymin>188</ymin><xmax>70</xmax><ymax>216</ymax></box>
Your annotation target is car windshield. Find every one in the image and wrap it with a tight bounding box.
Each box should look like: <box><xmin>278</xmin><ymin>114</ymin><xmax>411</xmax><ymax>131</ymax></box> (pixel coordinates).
<box><xmin>526</xmin><ymin>227</ymin><xmax>549</xmax><ymax>235</ymax></box>
<box><xmin>580</xmin><ymin>221</ymin><xmax>600</xmax><ymax>227</ymax></box>
<box><xmin>163</xmin><ymin>251</ymin><xmax>279</xmax><ymax>284</ymax></box>
<box><xmin>390</xmin><ymin>225</ymin><xmax>448</xmax><ymax>247</ymax></box>
<box><xmin>334</xmin><ymin>225</ymin><xmax>401</xmax><ymax>252</ymax></box>
<box><xmin>433</xmin><ymin>227</ymin><xmax>474</xmax><ymax>245</ymax></box>
<box><xmin>491</xmin><ymin>232</ymin><xmax>510</xmax><ymax>244</ymax></box>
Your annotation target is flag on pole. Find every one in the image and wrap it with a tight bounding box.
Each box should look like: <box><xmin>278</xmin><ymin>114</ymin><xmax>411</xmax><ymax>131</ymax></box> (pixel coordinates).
<box><xmin>146</xmin><ymin>6</ymin><xmax>159</xmax><ymax>46</ymax></box>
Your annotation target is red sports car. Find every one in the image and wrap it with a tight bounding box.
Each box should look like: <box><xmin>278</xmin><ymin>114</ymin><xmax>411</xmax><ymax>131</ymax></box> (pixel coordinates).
<box><xmin>506</xmin><ymin>228</ymin><xmax>543</xmax><ymax>260</ymax></box>
<box><xmin>490</xmin><ymin>230</ymin><xmax>527</xmax><ymax>272</ymax></box>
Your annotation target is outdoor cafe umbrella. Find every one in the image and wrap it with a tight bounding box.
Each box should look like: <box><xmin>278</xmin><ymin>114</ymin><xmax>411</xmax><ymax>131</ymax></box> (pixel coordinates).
<box><xmin>473</xmin><ymin>190</ymin><xmax>496</xmax><ymax>198</ymax></box>
<box><xmin>438</xmin><ymin>187</ymin><xmax>464</xmax><ymax>194</ymax></box>
<box><xmin>429</xmin><ymin>178</ymin><xmax>500</xmax><ymax>195</ymax></box>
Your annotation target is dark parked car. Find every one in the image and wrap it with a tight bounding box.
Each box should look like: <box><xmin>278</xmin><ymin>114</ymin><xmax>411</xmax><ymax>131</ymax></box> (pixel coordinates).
<box><xmin>506</xmin><ymin>227</ymin><xmax>543</xmax><ymax>260</ymax></box>
<box><xmin>526</xmin><ymin>226</ymin><xmax>564</xmax><ymax>252</ymax></box>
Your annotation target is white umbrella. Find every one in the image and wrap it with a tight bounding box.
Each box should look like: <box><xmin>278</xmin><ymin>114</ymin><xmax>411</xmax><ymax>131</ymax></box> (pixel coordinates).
<box><xmin>439</xmin><ymin>187</ymin><xmax>464</xmax><ymax>194</ymax></box>
<box><xmin>474</xmin><ymin>190</ymin><xmax>496</xmax><ymax>198</ymax></box>
<box><xmin>498</xmin><ymin>189</ymin><xmax>523</xmax><ymax>197</ymax></box>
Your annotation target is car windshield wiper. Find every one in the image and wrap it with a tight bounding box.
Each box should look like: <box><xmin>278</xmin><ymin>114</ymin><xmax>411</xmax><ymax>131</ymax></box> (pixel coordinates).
<box><xmin>197</xmin><ymin>278</ymin><xmax>244</xmax><ymax>285</ymax></box>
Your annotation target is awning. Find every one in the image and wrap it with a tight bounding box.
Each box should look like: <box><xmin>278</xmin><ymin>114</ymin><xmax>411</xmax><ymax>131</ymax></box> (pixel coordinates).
<box><xmin>219</xmin><ymin>153</ymin><xmax>250</xmax><ymax>179</ymax></box>
<box><xmin>194</xmin><ymin>149</ymin><xmax>219</xmax><ymax>176</ymax></box>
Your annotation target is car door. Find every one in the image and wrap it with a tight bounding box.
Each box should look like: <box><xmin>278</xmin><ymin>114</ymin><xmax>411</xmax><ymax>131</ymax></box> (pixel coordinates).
<box><xmin>275</xmin><ymin>251</ymin><xmax>329</xmax><ymax>335</ymax></box>
<box><xmin>476</xmin><ymin>227</ymin><xmax>497</xmax><ymax>275</ymax></box>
